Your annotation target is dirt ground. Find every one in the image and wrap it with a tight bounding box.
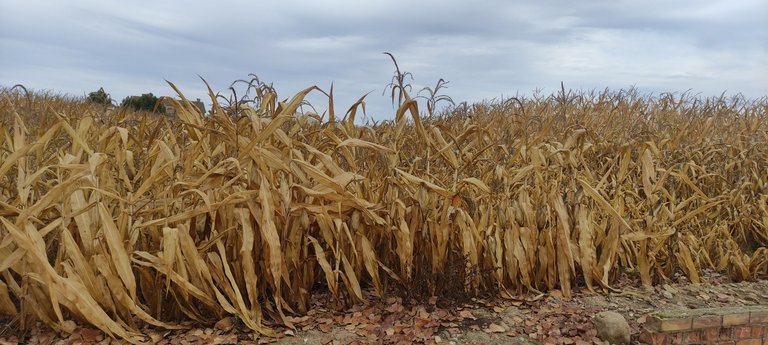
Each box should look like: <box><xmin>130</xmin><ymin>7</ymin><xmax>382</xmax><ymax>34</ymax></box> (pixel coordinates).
<box><xmin>2</xmin><ymin>270</ymin><xmax>767</xmax><ymax>345</ymax></box>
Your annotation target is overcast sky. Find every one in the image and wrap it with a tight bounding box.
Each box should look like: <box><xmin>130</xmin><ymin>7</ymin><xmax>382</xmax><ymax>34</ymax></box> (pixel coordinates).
<box><xmin>1</xmin><ymin>0</ymin><xmax>766</xmax><ymax>120</ymax></box>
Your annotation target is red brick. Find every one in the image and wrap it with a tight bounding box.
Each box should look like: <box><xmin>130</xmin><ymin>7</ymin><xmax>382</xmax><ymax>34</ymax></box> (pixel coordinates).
<box><xmin>683</xmin><ymin>330</ymin><xmax>701</xmax><ymax>344</ymax></box>
<box><xmin>751</xmin><ymin>311</ymin><xmax>768</xmax><ymax>324</ymax></box>
<box><xmin>692</xmin><ymin>314</ymin><xmax>722</xmax><ymax>329</ymax></box>
<box><xmin>724</xmin><ymin>313</ymin><xmax>752</xmax><ymax>326</ymax></box>
<box><xmin>639</xmin><ymin>328</ymin><xmax>666</xmax><ymax>345</ymax></box>
<box><xmin>646</xmin><ymin>316</ymin><xmax>693</xmax><ymax>332</ymax></box>
<box><xmin>702</xmin><ymin>328</ymin><xmax>720</xmax><ymax>341</ymax></box>
<box><xmin>733</xmin><ymin>326</ymin><xmax>752</xmax><ymax>339</ymax></box>
<box><xmin>669</xmin><ymin>332</ymin><xmax>684</xmax><ymax>345</ymax></box>
<box><xmin>751</xmin><ymin>325</ymin><xmax>764</xmax><ymax>337</ymax></box>
<box><xmin>736</xmin><ymin>339</ymin><xmax>761</xmax><ymax>345</ymax></box>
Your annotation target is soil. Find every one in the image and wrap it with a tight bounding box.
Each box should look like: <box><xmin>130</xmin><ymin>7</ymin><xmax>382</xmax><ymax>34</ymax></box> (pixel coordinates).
<box><xmin>2</xmin><ymin>270</ymin><xmax>767</xmax><ymax>345</ymax></box>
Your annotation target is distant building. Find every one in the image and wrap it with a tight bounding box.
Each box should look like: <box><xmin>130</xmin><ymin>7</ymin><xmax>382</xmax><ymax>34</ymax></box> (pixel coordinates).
<box><xmin>161</xmin><ymin>97</ymin><xmax>206</xmax><ymax>116</ymax></box>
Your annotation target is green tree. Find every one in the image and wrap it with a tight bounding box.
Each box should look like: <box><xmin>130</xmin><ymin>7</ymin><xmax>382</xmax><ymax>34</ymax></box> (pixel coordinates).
<box><xmin>120</xmin><ymin>93</ymin><xmax>163</xmax><ymax>113</ymax></box>
<box><xmin>86</xmin><ymin>87</ymin><xmax>112</xmax><ymax>106</ymax></box>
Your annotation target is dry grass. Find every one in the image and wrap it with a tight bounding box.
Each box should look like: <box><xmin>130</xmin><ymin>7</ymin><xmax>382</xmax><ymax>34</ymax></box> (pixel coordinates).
<box><xmin>0</xmin><ymin>83</ymin><xmax>767</xmax><ymax>343</ymax></box>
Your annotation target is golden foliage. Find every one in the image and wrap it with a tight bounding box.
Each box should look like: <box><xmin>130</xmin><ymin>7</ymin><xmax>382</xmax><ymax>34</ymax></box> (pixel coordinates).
<box><xmin>0</xmin><ymin>84</ymin><xmax>767</xmax><ymax>343</ymax></box>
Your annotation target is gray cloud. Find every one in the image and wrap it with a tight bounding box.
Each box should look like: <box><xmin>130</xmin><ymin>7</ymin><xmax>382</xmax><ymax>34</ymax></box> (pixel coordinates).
<box><xmin>1</xmin><ymin>0</ymin><xmax>766</xmax><ymax>120</ymax></box>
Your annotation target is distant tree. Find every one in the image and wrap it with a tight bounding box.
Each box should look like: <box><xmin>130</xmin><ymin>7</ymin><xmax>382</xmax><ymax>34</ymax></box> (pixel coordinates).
<box><xmin>86</xmin><ymin>87</ymin><xmax>112</xmax><ymax>106</ymax></box>
<box><xmin>120</xmin><ymin>93</ymin><xmax>164</xmax><ymax>113</ymax></box>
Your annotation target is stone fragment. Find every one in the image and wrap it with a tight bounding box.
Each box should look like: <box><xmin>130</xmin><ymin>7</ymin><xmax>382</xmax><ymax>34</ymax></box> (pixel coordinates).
<box><xmin>593</xmin><ymin>311</ymin><xmax>630</xmax><ymax>345</ymax></box>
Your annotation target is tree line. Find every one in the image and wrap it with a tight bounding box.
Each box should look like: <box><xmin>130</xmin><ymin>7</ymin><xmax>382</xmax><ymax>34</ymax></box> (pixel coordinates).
<box><xmin>86</xmin><ymin>87</ymin><xmax>164</xmax><ymax>113</ymax></box>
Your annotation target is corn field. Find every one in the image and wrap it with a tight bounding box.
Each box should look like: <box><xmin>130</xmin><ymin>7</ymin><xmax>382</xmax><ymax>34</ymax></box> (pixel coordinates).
<box><xmin>0</xmin><ymin>83</ymin><xmax>767</xmax><ymax>343</ymax></box>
